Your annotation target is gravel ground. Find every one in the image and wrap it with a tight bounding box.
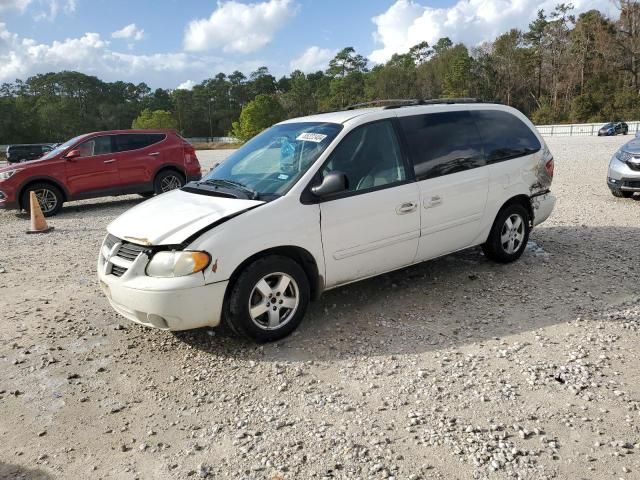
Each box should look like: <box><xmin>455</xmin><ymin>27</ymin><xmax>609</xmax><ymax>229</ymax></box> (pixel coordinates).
<box><xmin>1</xmin><ymin>137</ymin><xmax>640</xmax><ymax>480</ymax></box>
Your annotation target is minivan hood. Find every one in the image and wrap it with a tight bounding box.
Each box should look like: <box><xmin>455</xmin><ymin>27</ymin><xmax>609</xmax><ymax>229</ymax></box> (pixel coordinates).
<box><xmin>107</xmin><ymin>189</ymin><xmax>264</xmax><ymax>246</ymax></box>
<box><xmin>621</xmin><ymin>138</ymin><xmax>640</xmax><ymax>154</ymax></box>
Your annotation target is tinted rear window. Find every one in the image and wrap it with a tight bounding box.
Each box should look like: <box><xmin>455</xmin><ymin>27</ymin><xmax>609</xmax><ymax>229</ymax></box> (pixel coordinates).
<box><xmin>471</xmin><ymin>110</ymin><xmax>541</xmax><ymax>163</ymax></box>
<box><xmin>399</xmin><ymin>111</ymin><xmax>485</xmax><ymax>180</ymax></box>
<box><xmin>116</xmin><ymin>133</ymin><xmax>165</xmax><ymax>152</ymax></box>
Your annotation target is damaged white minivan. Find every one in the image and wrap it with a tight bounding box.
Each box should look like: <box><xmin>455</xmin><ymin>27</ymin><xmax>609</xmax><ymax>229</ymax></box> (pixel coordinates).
<box><xmin>98</xmin><ymin>99</ymin><xmax>555</xmax><ymax>342</ymax></box>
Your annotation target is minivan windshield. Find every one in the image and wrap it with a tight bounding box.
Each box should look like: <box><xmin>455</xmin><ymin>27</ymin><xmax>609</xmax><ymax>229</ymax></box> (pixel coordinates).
<box><xmin>201</xmin><ymin>122</ymin><xmax>342</xmax><ymax>199</ymax></box>
<box><xmin>39</xmin><ymin>134</ymin><xmax>86</xmax><ymax>160</ymax></box>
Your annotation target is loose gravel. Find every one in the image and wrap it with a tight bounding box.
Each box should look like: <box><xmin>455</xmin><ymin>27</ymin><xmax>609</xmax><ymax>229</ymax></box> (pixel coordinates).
<box><xmin>1</xmin><ymin>137</ymin><xmax>639</xmax><ymax>479</ymax></box>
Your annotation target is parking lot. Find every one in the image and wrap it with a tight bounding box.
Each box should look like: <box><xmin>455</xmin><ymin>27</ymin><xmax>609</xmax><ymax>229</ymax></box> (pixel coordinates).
<box><xmin>1</xmin><ymin>136</ymin><xmax>640</xmax><ymax>479</ymax></box>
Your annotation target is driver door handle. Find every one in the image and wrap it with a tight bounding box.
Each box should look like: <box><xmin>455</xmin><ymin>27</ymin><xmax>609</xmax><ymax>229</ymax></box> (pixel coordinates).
<box><xmin>148</xmin><ymin>152</ymin><xmax>160</xmax><ymax>157</ymax></box>
<box><xmin>396</xmin><ymin>202</ymin><xmax>418</xmax><ymax>214</ymax></box>
<box><xmin>103</xmin><ymin>159</ymin><xmax>116</xmax><ymax>164</ymax></box>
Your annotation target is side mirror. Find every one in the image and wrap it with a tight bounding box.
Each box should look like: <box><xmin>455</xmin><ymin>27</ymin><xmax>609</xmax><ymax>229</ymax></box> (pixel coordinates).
<box><xmin>65</xmin><ymin>149</ymin><xmax>81</xmax><ymax>160</ymax></box>
<box><xmin>311</xmin><ymin>171</ymin><xmax>348</xmax><ymax>198</ymax></box>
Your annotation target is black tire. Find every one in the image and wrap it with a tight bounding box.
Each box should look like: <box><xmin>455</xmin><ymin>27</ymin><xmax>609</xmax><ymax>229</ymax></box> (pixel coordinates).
<box><xmin>153</xmin><ymin>170</ymin><xmax>185</xmax><ymax>194</ymax></box>
<box><xmin>225</xmin><ymin>255</ymin><xmax>310</xmax><ymax>342</ymax></box>
<box><xmin>21</xmin><ymin>182</ymin><xmax>64</xmax><ymax>217</ymax></box>
<box><xmin>482</xmin><ymin>203</ymin><xmax>530</xmax><ymax>263</ymax></box>
<box><xmin>611</xmin><ymin>188</ymin><xmax>633</xmax><ymax>198</ymax></box>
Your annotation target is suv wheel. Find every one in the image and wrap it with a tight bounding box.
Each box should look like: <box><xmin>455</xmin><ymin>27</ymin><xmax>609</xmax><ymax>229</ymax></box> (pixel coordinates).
<box><xmin>154</xmin><ymin>170</ymin><xmax>185</xmax><ymax>194</ymax></box>
<box><xmin>611</xmin><ymin>188</ymin><xmax>633</xmax><ymax>198</ymax></box>
<box><xmin>482</xmin><ymin>203</ymin><xmax>530</xmax><ymax>263</ymax></box>
<box><xmin>21</xmin><ymin>183</ymin><xmax>64</xmax><ymax>217</ymax></box>
<box><xmin>225</xmin><ymin>255</ymin><xmax>310</xmax><ymax>342</ymax></box>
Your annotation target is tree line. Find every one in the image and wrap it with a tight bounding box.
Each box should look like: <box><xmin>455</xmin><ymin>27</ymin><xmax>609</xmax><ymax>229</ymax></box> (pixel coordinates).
<box><xmin>1</xmin><ymin>2</ymin><xmax>640</xmax><ymax>144</ymax></box>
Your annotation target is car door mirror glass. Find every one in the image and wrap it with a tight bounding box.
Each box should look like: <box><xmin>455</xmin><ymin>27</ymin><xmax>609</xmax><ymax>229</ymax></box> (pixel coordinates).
<box><xmin>65</xmin><ymin>149</ymin><xmax>81</xmax><ymax>159</ymax></box>
<box><xmin>311</xmin><ymin>171</ymin><xmax>347</xmax><ymax>197</ymax></box>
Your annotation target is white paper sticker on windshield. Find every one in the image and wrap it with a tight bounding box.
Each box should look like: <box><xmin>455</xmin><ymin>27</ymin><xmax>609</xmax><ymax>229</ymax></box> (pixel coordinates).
<box><xmin>278</xmin><ymin>174</ymin><xmax>289</xmax><ymax>180</ymax></box>
<box><xmin>296</xmin><ymin>132</ymin><xmax>327</xmax><ymax>143</ymax></box>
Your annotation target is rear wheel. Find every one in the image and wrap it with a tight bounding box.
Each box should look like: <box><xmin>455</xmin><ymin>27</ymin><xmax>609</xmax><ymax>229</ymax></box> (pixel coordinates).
<box><xmin>21</xmin><ymin>182</ymin><xmax>64</xmax><ymax>217</ymax></box>
<box><xmin>611</xmin><ymin>188</ymin><xmax>633</xmax><ymax>198</ymax></box>
<box><xmin>482</xmin><ymin>203</ymin><xmax>530</xmax><ymax>263</ymax></box>
<box><xmin>225</xmin><ymin>255</ymin><xmax>310</xmax><ymax>342</ymax></box>
<box><xmin>153</xmin><ymin>170</ymin><xmax>185</xmax><ymax>194</ymax></box>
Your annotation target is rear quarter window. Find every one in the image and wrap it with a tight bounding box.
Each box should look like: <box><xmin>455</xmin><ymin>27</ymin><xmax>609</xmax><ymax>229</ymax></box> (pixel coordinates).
<box><xmin>471</xmin><ymin>110</ymin><xmax>541</xmax><ymax>163</ymax></box>
<box><xmin>398</xmin><ymin>110</ymin><xmax>485</xmax><ymax>180</ymax></box>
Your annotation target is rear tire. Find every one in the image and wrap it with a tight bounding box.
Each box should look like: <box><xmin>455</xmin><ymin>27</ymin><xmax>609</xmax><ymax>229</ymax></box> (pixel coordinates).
<box><xmin>482</xmin><ymin>203</ymin><xmax>530</xmax><ymax>263</ymax></box>
<box><xmin>20</xmin><ymin>182</ymin><xmax>64</xmax><ymax>217</ymax></box>
<box><xmin>225</xmin><ymin>255</ymin><xmax>310</xmax><ymax>342</ymax></box>
<box><xmin>611</xmin><ymin>188</ymin><xmax>633</xmax><ymax>198</ymax></box>
<box><xmin>153</xmin><ymin>170</ymin><xmax>185</xmax><ymax>194</ymax></box>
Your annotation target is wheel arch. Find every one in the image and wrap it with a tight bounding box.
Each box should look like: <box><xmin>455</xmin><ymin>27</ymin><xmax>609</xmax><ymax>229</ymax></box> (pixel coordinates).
<box><xmin>18</xmin><ymin>178</ymin><xmax>69</xmax><ymax>209</ymax></box>
<box><xmin>498</xmin><ymin>194</ymin><xmax>534</xmax><ymax>227</ymax></box>
<box><xmin>153</xmin><ymin>164</ymin><xmax>186</xmax><ymax>181</ymax></box>
<box><xmin>225</xmin><ymin>246</ymin><xmax>322</xmax><ymax>306</ymax></box>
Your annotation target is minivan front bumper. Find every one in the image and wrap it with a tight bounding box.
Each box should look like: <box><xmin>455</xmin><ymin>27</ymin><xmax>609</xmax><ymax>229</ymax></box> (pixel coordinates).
<box><xmin>98</xmin><ymin>235</ymin><xmax>227</xmax><ymax>330</ymax></box>
<box><xmin>99</xmin><ymin>275</ymin><xmax>227</xmax><ymax>330</ymax></box>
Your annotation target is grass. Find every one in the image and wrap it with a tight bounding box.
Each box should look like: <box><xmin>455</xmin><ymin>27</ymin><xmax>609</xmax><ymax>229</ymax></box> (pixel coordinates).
<box><xmin>192</xmin><ymin>142</ymin><xmax>242</xmax><ymax>150</ymax></box>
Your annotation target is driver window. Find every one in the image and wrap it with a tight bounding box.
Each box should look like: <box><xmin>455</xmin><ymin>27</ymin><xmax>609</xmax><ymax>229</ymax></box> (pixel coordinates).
<box><xmin>77</xmin><ymin>136</ymin><xmax>113</xmax><ymax>157</ymax></box>
<box><xmin>322</xmin><ymin>120</ymin><xmax>406</xmax><ymax>192</ymax></box>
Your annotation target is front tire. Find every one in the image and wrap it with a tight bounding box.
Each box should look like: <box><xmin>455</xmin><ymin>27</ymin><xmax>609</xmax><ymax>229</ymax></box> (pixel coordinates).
<box><xmin>611</xmin><ymin>188</ymin><xmax>633</xmax><ymax>198</ymax></box>
<box><xmin>153</xmin><ymin>170</ymin><xmax>185</xmax><ymax>194</ymax></box>
<box><xmin>482</xmin><ymin>203</ymin><xmax>530</xmax><ymax>263</ymax></box>
<box><xmin>21</xmin><ymin>182</ymin><xmax>64</xmax><ymax>217</ymax></box>
<box><xmin>225</xmin><ymin>255</ymin><xmax>310</xmax><ymax>342</ymax></box>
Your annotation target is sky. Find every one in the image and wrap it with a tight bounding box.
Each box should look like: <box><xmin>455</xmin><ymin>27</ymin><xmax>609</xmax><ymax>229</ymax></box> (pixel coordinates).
<box><xmin>0</xmin><ymin>0</ymin><xmax>620</xmax><ymax>90</ymax></box>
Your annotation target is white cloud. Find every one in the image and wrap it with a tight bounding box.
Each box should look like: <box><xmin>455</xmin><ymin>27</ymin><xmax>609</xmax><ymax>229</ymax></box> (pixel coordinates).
<box><xmin>112</xmin><ymin>23</ymin><xmax>145</xmax><ymax>41</ymax></box>
<box><xmin>0</xmin><ymin>0</ymin><xmax>32</xmax><ymax>12</ymax></box>
<box><xmin>289</xmin><ymin>46</ymin><xmax>336</xmax><ymax>73</ymax></box>
<box><xmin>176</xmin><ymin>79</ymin><xmax>196</xmax><ymax>90</ymax></box>
<box><xmin>34</xmin><ymin>0</ymin><xmax>77</xmax><ymax>21</ymax></box>
<box><xmin>184</xmin><ymin>0</ymin><xmax>297</xmax><ymax>54</ymax></box>
<box><xmin>0</xmin><ymin>23</ymin><xmax>265</xmax><ymax>87</ymax></box>
<box><xmin>370</xmin><ymin>0</ymin><xmax>619</xmax><ymax>63</ymax></box>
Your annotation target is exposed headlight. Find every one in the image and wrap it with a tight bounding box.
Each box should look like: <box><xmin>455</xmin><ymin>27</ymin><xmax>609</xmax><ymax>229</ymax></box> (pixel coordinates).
<box><xmin>616</xmin><ymin>150</ymin><xmax>632</xmax><ymax>162</ymax></box>
<box><xmin>146</xmin><ymin>251</ymin><xmax>211</xmax><ymax>278</ymax></box>
<box><xmin>0</xmin><ymin>169</ymin><xmax>19</xmax><ymax>181</ymax></box>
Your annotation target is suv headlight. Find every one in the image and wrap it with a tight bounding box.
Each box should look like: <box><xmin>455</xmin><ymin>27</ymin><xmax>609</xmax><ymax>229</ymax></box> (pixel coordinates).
<box><xmin>616</xmin><ymin>150</ymin><xmax>632</xmax><ymax>162</ymax></box>
<box><xmin>146</xmin><ymin>251</ymin><xmax>211</xmax><ymax>278</ymax></box>
<box><xmin>0</xmin><ymin>169</ymin><xmax>19</xmax><ymax>181</ymax></box>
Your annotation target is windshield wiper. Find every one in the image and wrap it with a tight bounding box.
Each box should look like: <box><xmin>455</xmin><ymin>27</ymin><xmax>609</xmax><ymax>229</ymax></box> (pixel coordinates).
<box><xmin>201</xmin><ymin>179</ymin><xmax>259</xmax><ymax>200</ymax></box>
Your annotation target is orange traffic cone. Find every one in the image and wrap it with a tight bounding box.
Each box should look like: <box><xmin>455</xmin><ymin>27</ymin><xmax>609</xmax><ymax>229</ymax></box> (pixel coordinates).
<box><xmin>26</xmin><ymin>191</ymin><xmax>54</xmax><ymax>234</ymax></box>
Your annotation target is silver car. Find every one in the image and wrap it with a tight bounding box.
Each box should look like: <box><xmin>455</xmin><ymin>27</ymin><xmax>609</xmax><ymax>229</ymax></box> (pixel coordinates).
<box><xmin>608</xmin><ymin>135</ymin><xmax>640</xmax><ymax>198</ymax></box>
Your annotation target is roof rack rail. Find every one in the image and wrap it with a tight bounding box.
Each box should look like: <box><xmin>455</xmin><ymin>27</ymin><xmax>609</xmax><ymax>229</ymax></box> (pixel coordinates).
<box><xmin>344</xmin><ymin>99</ymin><xmax>420</xmax><ymax>110</ymax></box>
<box><xmin>418</xmin><ymin>97</ymin><xmax>482</xmax><ymax>105</ymax></box>
<box><xmin>344</xmin><ymin>97</ymin><xmax>484</xmax><ymax>111</ymax></box>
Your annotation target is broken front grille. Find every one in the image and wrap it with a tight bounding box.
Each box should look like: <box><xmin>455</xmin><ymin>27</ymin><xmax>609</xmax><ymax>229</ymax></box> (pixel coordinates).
<box><xmin>103</xmin><ymin>235</ymin><xmax>149</xmax><ymax>277</ymax></box>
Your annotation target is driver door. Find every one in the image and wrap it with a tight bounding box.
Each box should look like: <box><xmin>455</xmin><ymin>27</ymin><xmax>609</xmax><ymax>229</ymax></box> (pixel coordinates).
<box><xmin>65</xmin><ymin>135</ymin><xmax>120</xmax><ymax>196</ymax></box>
<box><xmin>317</xmin><ymin>120</ymin><xmax>420</xmax><ymax>288</ymax></box>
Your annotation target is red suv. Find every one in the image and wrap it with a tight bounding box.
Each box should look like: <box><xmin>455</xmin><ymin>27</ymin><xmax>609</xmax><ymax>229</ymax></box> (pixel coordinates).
<box><xmin>0</xmin><ymin>130</ymin><xmax>202</xmax><ymax>216</ymax></box>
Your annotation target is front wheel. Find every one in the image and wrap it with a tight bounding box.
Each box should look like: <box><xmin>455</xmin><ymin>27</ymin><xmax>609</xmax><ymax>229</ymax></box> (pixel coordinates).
<box><xmin>611</xmin><ymin>188</ymin><xmax>633</xmax><ymax>198</ymax></box>
<box><xmin>21</xmin><ymin>182</ymin><xmax>64</xmax><ymax>217</ymax></box>
<box><xmin>153</xmin><ymin>170</ymin><xmax>185</xmax><ymax>194</ymax></box>
<box><xmin>225</xmin><ymin>255</ymin><xmax>310</xmax><ymax>342</ymax></box>
<box><xmin>482</xmin><ymin>203</ymin><xmax>530</xmax><ymax>263</ymax></box>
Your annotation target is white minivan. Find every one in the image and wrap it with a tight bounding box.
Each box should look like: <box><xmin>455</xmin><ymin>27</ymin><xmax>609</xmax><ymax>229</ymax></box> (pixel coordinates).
<box><xmin>98</xmin><ymin>100</ymin><xmax>556</xmax><ymax>342</ymax></box>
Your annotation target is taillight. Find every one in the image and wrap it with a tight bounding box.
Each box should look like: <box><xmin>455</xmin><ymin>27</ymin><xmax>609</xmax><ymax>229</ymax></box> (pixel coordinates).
<box><xmin>545</xmin><ymin>158</ymin><xmax>554</xmax><ymax>179</ymax></box>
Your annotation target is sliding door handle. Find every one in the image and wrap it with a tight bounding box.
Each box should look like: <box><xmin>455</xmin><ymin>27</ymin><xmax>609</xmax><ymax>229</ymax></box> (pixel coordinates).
<box><xmin>396</xmin><ymin>202</ymin><xmax>418</xmax><ymax>214</ymax></box>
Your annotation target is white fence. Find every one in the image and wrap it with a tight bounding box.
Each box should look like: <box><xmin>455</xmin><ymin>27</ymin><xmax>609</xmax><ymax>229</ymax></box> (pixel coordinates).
<box><xmin>185</xmin><ymin>136</ymin><xmax>239</xmax><ymax>144</ymax></box>
<box><xmin>535</xmin><ymin>122</ymin><xmax>640</xmax><ymax>137</ymax></box>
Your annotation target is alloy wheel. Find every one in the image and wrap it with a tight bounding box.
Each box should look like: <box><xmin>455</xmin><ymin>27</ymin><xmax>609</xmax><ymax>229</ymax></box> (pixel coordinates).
<box><xmin>160</xmin><ymin>175</ymin><xmax>182</xmax><ymax>192</ymax></box>
<box><xmin>500</xmin><ymin>213</ymin><xmax>525</xmax><ymax>254</ymax></box>
<box><xmin>33</xmin><ymin>188</ymin><xmax>58</xmax><ymax>214</ymax></box>
<box><xmin>248</xmin><ymin>272</ymin><xmax>300</xmax><ymax>330</ymax></box>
